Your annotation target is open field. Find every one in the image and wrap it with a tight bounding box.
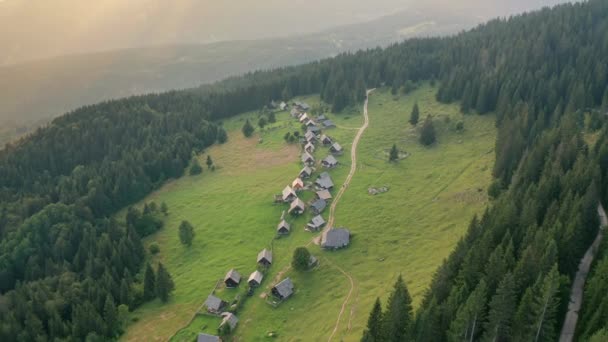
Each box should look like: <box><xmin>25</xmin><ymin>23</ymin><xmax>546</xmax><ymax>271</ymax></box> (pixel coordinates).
<box><xmin>121</xmin><ymin>86</ymin><xmax>496</xmax><ymax>341</ymax></box>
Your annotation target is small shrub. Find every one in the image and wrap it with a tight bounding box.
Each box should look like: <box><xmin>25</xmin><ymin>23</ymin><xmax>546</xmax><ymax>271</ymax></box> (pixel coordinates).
<box><xmin>149</xmin><ymin>243</ymin><xmax>160</xmax><ymax>255</ymax></box>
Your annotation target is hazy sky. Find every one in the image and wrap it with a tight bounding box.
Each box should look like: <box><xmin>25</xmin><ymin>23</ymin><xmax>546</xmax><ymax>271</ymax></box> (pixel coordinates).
<box><xmin>0</xmin><ymin>0</ymin><xmax>569</xmax><ymax>64</ymax></box>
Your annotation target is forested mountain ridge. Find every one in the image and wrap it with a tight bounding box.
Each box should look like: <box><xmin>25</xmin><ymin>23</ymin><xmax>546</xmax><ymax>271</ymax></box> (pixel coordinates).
<box><xmin>1</xmin><ymin>0</ymin><xmax>608</xmax><ymax>340</ymax></box>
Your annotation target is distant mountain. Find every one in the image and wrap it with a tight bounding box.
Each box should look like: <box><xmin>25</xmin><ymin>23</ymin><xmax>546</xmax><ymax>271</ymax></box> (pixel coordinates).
<box><xmin>0</xmin><ymin>6</ymin><xmax>480</xmax><ymax>145</ymax></box>
<box><xmin>0</xmin><ymin>0</ymin><xmax>568</xmax><ymax>66</ymax></box>
<box><xmin>0</xmin><ymin>0</ymin><xmax>571</xmax><ymax>146</ymax></box>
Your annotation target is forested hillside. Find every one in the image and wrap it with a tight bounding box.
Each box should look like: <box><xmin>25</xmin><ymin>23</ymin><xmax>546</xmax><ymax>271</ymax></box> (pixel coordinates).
<box><xmin>1</xmin><ymin>0</ymin><xmax>608</xmax><ymax>340</ymax></box>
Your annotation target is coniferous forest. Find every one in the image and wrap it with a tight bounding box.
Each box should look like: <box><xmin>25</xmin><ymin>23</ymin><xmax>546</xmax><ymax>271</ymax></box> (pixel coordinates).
<box><xmin>1</xmin><ymin>0</ymin><xmax>608</xmax><ymax>340</ymax></box>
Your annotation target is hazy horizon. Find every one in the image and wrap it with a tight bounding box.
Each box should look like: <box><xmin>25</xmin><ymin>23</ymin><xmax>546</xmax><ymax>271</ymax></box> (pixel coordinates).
<box><xmin>0</xmin><ymin>0</ymin><xmax>570</xmax><ymax>65</ymax></box>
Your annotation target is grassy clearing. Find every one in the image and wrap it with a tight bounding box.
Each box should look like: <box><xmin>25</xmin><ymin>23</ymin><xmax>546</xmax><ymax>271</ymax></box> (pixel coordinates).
<box><xmin>120</xmin><ymin>86</ymin><xmax>495</xmax><ymax>341</ymax></box>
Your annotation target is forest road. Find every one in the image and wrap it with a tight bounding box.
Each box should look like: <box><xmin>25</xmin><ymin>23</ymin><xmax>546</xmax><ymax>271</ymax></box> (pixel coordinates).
<box><xmin>558</xmin><ymin>203</ymin><xmax>607</xmax><ymax>342</ymax></box>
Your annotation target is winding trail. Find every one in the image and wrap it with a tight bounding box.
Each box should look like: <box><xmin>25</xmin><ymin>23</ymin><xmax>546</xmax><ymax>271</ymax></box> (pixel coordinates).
<box><xmin>325</xmin><ymin>89</ymin><xmax>373</xmax><ymax>231</ymax></box>
<box><xmin>558</xmin><ymin>203</ymin><xmax>607</xmax><ymax>342</ymax></box>
<box><xmin>325</xmin><ymin>89</ymin><xmax>373</xmax><ymax>342</ymax></box>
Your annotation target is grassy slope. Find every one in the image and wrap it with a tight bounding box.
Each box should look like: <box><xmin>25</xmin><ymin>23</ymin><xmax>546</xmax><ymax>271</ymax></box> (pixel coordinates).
<box><xmin>121</xmin><ymin>86</ymin><xmax>495</xmax><ymax>341</ymax></box>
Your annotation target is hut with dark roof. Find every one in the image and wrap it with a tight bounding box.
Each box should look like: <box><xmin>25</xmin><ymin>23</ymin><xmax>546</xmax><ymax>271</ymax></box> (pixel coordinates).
<box><xmin>204</xmin><ymin>294</ymin><xmax>227</xmax><ymax>314</ymax></box>
<box><xmin>257</xmin><ymin>249</ymin><xmax>273</xmax><ymax>266</ymax></box>
<box><xmin>248</xmin><ymin>270</ymin><xmax>264</xmax><ymax>287</ymax></box>
<box><xmin>288</xmin><ymin>198</ymin><xmax>305</xmax><ymax>215</ymax></box>
<box><xmin>322</xmin><ymin>155</ymin><xmax>338</xmax><ymax>168</ymax></box>
<box><xmin>272</xmin><ymin>277</ymin><xmax>294</xmax><ymax>300</ymax></box>
<box><xmin>224</xmin><ymin>269</ymin><xmax>241</xmax><ymax>288</ymax></box>
<box><xmin>321</xmin><ymin>228</ymin><xmax>351</xmax><ymax>250</ymax></box>
<box><xmin>277</xmin><ymin>220</ymin><xmax>291</xmax><ymax>235</ymax></box>
<box><xmin>307</xmin><ymin>215</ymin><xmax>326</xmax><ymax>230</ymax></box>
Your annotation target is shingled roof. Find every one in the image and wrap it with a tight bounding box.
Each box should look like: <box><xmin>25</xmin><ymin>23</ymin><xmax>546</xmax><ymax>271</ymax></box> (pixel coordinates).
<box><xmin>204</xmin><ymin>294</ymin><xmax>226</xmax><ymax>313</ymax></box>
<box><xmin>248</xmin><ymin>270</ymin><xmax>264</xmax><ymax>286</ymax></box>
<box><xmin>282</xmin><ymin>185</ymin><xmax>296</xmax><ymax>202</ymax></box>
<box><xmin>301</xmin><ymin>152</ymin><xmax>315</xmax><ymax>164</ymax></box>
<box><xmin>330</xmin><ymin>142</ymin><xmax>343</xmax><ymax>153</ymax></box>
<box><xmin>300</xmin><ymin>166</ymin><xmax>313</xmax><ymax>178</ymax></box>
<box><xmin>220</xmin><ymin>312</ymin><xmax>239</xmax><ymax>331</ymax></box>
<box><xmin>315</xmin><ymin>172</ymin><xmax>334</xmax><ymax>189</ymax></box>
<box><xmin>224</xmin><ymin>269</ymin><xmax>241</xmax><ymax>285</ymax></box>
<box><xmin>272</xmin><ymin>277</ymin><xmax>294</xmax><ymax>300</ymax></box>
<box><xmin>307</xmin><ymin>215</ymin><xmax>326</xmax><ymax>230</ymax></box>
<box><xmin>292</xmin><ymin>177</ymin><xmax>304</xmax><ymax>190</ymax></box>
<box><xmin>304</xmin><ymin>131</ymin><xmax>316</xmax><ymax>142</ymax></box>
<box><xmin>197</xmin><ymin>333</ymin><xmax>220</xmax><ymax>342</ymax></box>
<box><xmin>288</xmin><ymin>198</ymin><xmax>305</xmax><ymax>215</ymax></box>
<box><xmin>322</xmin><ymin>155</ymin><xmax>338</xmax><ymax>168</ymax></box>
<box><xmin>311</xmin><ymin>199</ymin><xmax>327</xmax><ymax>214</ymax></box>
<box><xmin>316</xmin><ymin>189</ymin><xmax>332</xmax><ymax>200</ymax></box>
<box><xmin>321</xmin><ymin>228</ymin><xmax>351</xmax><ymax>249</ymax></box>
<box><xmin>277</xmin><ymin>220</ymin><xmax>291</xmax><ymax>234</ymax></box>
<box><xmin>257</xmin><ymin>249</ymin><xmax>272</xmax><ymax>265</ymax></box>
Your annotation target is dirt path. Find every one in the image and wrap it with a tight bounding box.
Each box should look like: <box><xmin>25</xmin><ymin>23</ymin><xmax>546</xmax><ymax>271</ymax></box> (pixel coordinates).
<box><xmin>558</xmin><ymin>203</ymin><xmax>607</xmax><ymax>342</ymax></box>
<box><xmin>325</xmin><ymin>258</ymin><xmax>356</xmax><ymax>342</ymax></box>
<box><xmin>325</xmin><ymin>89</ymin><xmax>373</xmax><ymax>231</ymax></box>
<box><xmin>325</xmin><ymin>89</ymin><xmax>373</xmax><ymax>341</ymax></box>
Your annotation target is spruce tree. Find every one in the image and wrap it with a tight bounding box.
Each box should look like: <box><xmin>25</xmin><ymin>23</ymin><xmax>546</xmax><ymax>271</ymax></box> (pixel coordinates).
<box><xmin>361</xmin><ymin>298</ymin><xmax>383</xmax><ymax>342</ymax></box>
<box><xmin>242</xmin><ymin>119</ymin><xmax>254</xmax><ymax>137</ymax></box>
<box><xmin>409</xmin><ymin>102</ymin><xmax>420</xmax><ymax>126</ymax></box>
<box><xmin>258</xmin><ymin>117</ymin><xmax>267</xmax><ymax>129</ymax></box>
<box><xmin>292</xmin><ymin>247</ymin><xmax>311</xmax><ymax>271</ymax></box>
<box><xmin>103</xmin><ymin>295</ymin><xmax>118</xmax><ymax>337</ymax></box>
<box><xmin>530</xmin><ymin>265</ymin><xmax>561</xmax><ymax>342</ymax></box>
<box><xmin>420</xmin><ymin>115</ymin><xmax>437</xmax><ymax>146</ymax></box>
<box><xmin>268</xmin><ymin>112</ymin><xmax>277</xmax><ymax>123</ymax></box>
<box><xmin>178</xmin><ymin>220</ymin><xmax>195</xmax><ymax>246</ymax></box>
<box><xmin>206</xmin><ymin>155</ymin><xmax>213</xmax><ymax>169</ymax></box>
<box><xmin>119</xmin><ymin>278</ymin><xmax>130</xmax><ymax>306</ymax></box>
<box><xmin>389</xmin><ymin>144</ymin><xmax>399</xmax><ymax>162</ymax></box>
<box><xmin>217</xmin><ymin>128</ymin><xmax>228</xmax><ymax>143</ymax></box>
<box><xmin>382</xmin><ymin>275</ymin><xmax>413</xmax><ymax>341</ymax></box>
<box><xmin>189</xmin><ymin>158</ymin><xmax>202</xmax><ymax>175</ymax></box>
<box><xmin>483</xmin><ymin>273</ymin><xmax>517</xmax><ymax>341</ymax></box>
<box><xmin>160</xmin><ymin>202</ymin><xmax>169</xmax><ymax>216</ymax></box>
<box><xmin>155</xmin><ymin>262</ymin><xmax>175</xmax><ymax>303</ymax></box>
<box><xmin>143</xmin><ymin>263</ymin><xmax>156</xmax><ymax>300</ymax></box>
<box><xmin>448</xmin><ymin>280</ymin><xmax>488</xmax><ymax>342</ymax></box>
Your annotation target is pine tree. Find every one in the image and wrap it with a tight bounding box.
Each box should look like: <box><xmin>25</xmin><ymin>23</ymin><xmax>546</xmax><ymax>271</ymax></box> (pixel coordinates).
<box><xmin>178</xmin><ymin>220</ymin><xmax>195</xmax><ymax>246</ymax></box>
<box><xmin>189</xmin><ymin>157</ymin><xmax>202</xmax><ymax>175</ymax></box>
<box><xmin>282</xmin><ymin>85</ymin><xmax>292</xmax><ymax>100</ymax></box>
<box><xmin>242</xmin><ymin>119</ymin><xmax>254</xmax><ymax>137</ymax></box>
<box><xmin>217</xmin><ymin>128</ymin><xmax>228</xmax><ymax>143</ymax></box>
<box><xmin>420</xmin><ymin>115</ymin><xmax>437</xmax><ymax>146</ymax></box>
<box><xmin>361</xmin><ymin>298</ymin><xmax>383</xmax><ymax>342</ymax></box>
<box><xmin>512</xmin><ymin>285</ymin><xmax>537</xmax><ymax>341</ymax></box>
<box><xmin>292</xmin><ymin>247</ymin><xmax>311</xmax><ymax>271</ymax></box>
<box><xmin>143</xmin><ymin>263</ymin><xmax>156</xmax><ymax>300</ymax></box>
<box><xmin>483</xmin><ymin>273</ymin><xmax>517</xmax><ymax>342</ymax></box>
<box><xmin>268</xmin><ymin>112</ymin><xmax>277</xmax><ymax>123</ymax></box>
<box><xmin>530</xmin><ymin>265</ymin><xmax>561</xmax><ymax>342</ymax></box>
<box><xmin>258</xmin><ymin>117</ymin><xmax>267</xmax><ymax>129</ymax></box>
<box><xmin>119</xmin><ymin>278</ymin><xmax>130</xmax><ymax>306</ymax></box>
<box><xmin>103</xmin><ymin>295</ymin><xmax>118</xmax><ymax>337</ymax></box>
<box><xmin>449</xmin><ymin>280</ymin><xmax>488</xmax><ymax>342</ymax></box>
<box><xmin>382</xmin><ymin>275</ymin><xmax>413</xmax><ymax>341</ymax></box>
<box><xmin>389</xmin><ymin>144</ymin><xmax>399</xmax><ymax>162</ymax></box>
<box><xmin>409</xmin><ymin>102</ymin><xmax>420</xmax><ymax>126</ymax></box>
<box><xmin>155</xmin><ymin>262</ymin><xmax>175</xmax><ymax>303</ymax></box>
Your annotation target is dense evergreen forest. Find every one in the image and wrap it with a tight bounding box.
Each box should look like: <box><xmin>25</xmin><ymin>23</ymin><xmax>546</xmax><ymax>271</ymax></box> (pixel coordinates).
<box><xmin>1</xmin><ymin>0</ymin><xmax>608</xmax><ymax>340</ymax></box>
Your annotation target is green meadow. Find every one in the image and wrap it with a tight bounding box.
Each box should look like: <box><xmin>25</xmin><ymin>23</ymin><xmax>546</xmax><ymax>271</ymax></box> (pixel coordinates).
<box><xmin>120</xmin><ymin>86</ymin><xmax>495</xmax><ymax>341</ymax></box>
